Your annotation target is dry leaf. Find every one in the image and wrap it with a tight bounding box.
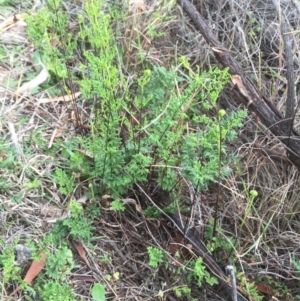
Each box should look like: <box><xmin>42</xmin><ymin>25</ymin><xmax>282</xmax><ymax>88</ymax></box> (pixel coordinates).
<box><xmin>231</xmin><ymin>74</ymin><xmax>250</xmax><ymax>99</ymax></box>
<box><xmin>15</xmin><ymin>65</ymin><xmax>49</xmax><ymax>96</ymax></box>
<box><xmin>40</xmin><ymin>203</ymin><xmax>70</xmax><ymax>223</ymax></box>
<box><xmin>121</xmin><ymin>198</ymin><xmax>142</xmax><ymax>213</ymax></box>
<box><xmin>169</xmin><ymin>231</ymin><xmax>184</xmax><ymax>253</ymax></box>
<box><xmin>73</xmin><ymin>241</ymin><xmax>91</xmax><ymax>269</ymax></box>
<box><xmin>0</xmin><ymin>19</ymin><xmax>27</xmax><ymax>44</ymax></box>
<box><xmin>39</xmin><ymin>91</ymin><xmax>81</xmax><ymax>103</ymax></box>
<box><xmin>0</xmin><ymin>13</ymin><xmax>28</xmax><ymax>33</ymax></box>
<box><xmin>7</xmin><ymin>121</ymin><xmax>23</xmax><ymax>159</ymax></box>
<box><xmin>10</xmin><ymin>252</ymin><xmax>46</xmax><ymax>296</ymax></box>
<box><xmin>253</xmin><ymin>281</ymin><xmax>279</xmax><ymax>297</ymax></box>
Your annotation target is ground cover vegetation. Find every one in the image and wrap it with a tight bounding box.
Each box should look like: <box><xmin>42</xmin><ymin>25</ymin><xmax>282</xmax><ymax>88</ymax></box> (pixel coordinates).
<box><xmin>1</xmin><ymin>0</ymin><xmax>300</xmax><ymax>300</ymax></box>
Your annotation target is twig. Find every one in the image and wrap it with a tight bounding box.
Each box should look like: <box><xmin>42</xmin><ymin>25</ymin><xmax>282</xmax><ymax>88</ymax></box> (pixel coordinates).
<box><xmin>226</xmin><ymin>265</ymin><xmax>238</xmax><ymax>301</ymax></box>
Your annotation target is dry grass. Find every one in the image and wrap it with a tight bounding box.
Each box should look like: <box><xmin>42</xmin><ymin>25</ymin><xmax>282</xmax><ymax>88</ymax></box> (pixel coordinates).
<box><xmin>1</xmin><ymin>0</ymin><xmax>300</xmax><ymax>300</ymax></box>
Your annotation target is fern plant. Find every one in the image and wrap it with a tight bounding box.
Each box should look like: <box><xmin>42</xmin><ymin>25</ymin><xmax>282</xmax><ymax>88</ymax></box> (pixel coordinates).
<box><xmin>26</xmin><ymin>0</ymin><xmax>246</xmax><ymax>203</ymax></box>
<box><xmin>189</xmin><ymin>257</ymin><xmax>218</xmax><ymax>287</ymax></box>
<box><xmin>147</xmin><ymin>246</ymin><xmax>165</xmax><ymax>268</ymax></box>
<box><xmin>25</xmin><ymin>2</ymin><xmax>249</xmax><ymax>299</ymax></box>
<box><xmin>0</xmin><ymin>242</ymin><xmax>22</xmax><ymax>284</ymax></box>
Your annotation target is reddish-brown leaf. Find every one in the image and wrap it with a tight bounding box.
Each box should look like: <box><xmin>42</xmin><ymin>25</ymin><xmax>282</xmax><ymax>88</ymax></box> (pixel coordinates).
<box><xmin>10</xmin><ymin>252</ymin><xmax>46</xmax><ymax>296</ymax></box>
<box><xmin>73</xmin><ymin>241</ymin><xmax>91</xmax><ymax>269</ymax></box>
<box><xmin>169</xmin><ymin>231</ymin><xmax>184</xmax><ymax>253</ymax></box>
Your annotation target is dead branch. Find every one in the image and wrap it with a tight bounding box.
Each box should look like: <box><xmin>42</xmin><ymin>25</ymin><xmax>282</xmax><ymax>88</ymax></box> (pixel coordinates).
<box><xmin>177</xmin><ymin>0</ymin><xmax>300</xmax><ymax>169</ymax></box>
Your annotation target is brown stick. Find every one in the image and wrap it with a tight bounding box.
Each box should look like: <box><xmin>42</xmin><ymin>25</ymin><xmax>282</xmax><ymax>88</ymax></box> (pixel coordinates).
<box><xmin>177</xmin><ymin>0</ymin><xmax>300</xmax><ymax>168</ymax></box>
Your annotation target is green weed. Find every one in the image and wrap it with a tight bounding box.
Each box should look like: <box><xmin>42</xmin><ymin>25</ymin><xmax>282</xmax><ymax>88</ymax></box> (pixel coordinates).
<box><xmin>45</xmin><ymin>245</ymin><xmax>74</xmax><ymax>281</ymax></box>
<box><xmin>111</xmin><ymin>199</ymin><xmax>125</xmax><ymax>212</ymax></box>
<box><xmin>54</xmin><ymin>168</ymin><xmax>74</xmax><ymax>195</ymax></box>
<box><xmin>189</xmin><ymin>257</ymin><xmax>218</xmax><ymax>286</ymax></box>
<box><xmin>205</xmin><ymin>218</ymin><xmax>237</xmax><ymax>256</ymax></box>
<box><xmin>62</xmin><ymin>200</ymin><xmax>94</xmax><ymax>241</ymax></box>
<box><xmin>147</xmin><ymin>246</ymin><xmax>165</xmax><ymax>268</ymax></box>
<box><xmin>173</xmin><ymin>285</ymin><xmax>191</xmax><ymax>298</ymax></box>
<box><xmin>37</xmin><ymin>282</ymin><xmax>76</xmax><ymax>301</ymax></box>
<box><xmin>27</xmin><ymin>0</ymin><xmax>246</xmax><ymax>199</ymax></box>
<box><xmin>23</xmin><ymin>0</ymin><xmax>248</xmax><ymax>299</ymax></box>
<box><xmin>0</xmin><ymin>241</ymin><xmax>22</xmax><ymax>284</ymax></box>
